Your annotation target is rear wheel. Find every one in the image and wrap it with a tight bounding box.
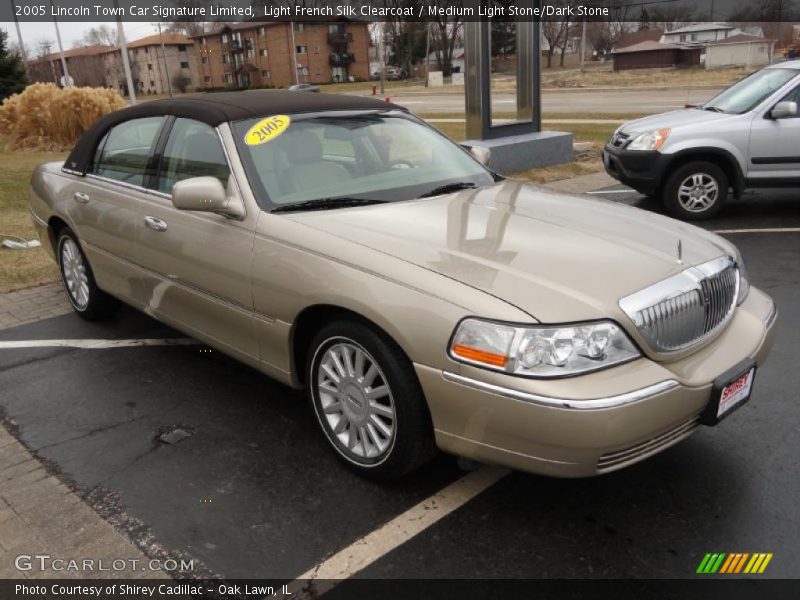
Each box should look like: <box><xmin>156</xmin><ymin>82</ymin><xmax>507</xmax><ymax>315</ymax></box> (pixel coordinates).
<box><xmin>56</xmin><ymin>229</ymin><xmax>118</xmax><ymax>321</ymax></box>
<box><xmin>307</xmin><ymin>319</ymin><xmax>436</xmax><ymax>480</ymax></box>
<box><xmin>663</xmin><ymin>161</ymin><xmax>728</xmax><ymax>220</ymax></box>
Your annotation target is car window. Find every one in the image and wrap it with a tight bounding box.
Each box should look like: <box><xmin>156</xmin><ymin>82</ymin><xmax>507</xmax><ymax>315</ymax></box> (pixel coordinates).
<box><xmin>92</xmin><ymin>117</ymin><xmax>163</xmax><ymax>186</ymax></box>
<box><xmin>157</xmin><ymin>118</ymin><xmax>230</xmax><ymax>193</ymax></box>
<box><xmin>779</xmin><ymin>84</ymin><xmax>800</xmax><ymax>113</ymax></box>
<box><xmin>704</xmin><ymin>68</ymin><xmax>800</xmax><ymax>114</ymax></box>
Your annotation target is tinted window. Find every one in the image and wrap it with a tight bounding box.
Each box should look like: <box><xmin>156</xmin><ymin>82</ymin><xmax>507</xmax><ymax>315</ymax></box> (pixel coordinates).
<box><xmin>92</xmin><ymin>117</ymin><xmax>163</xmax><ymax>186</ymax></box>
<box><xmin>780</xmin><ymin>84</ymin><xmax>800</xmax><ymax>113</ymax></box>
<box><xmin>704</xmin><ymin>68</ymin><xmax>800</xmax><ymax>114</ymax></box>
<box><xmin>157</xmin><ymin>118</ymin><xmax>230</xmax><ymax>193</ymax></box>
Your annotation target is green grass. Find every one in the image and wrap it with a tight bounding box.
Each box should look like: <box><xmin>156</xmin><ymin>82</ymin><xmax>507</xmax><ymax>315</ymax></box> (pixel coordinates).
<box><xmin>0</xmin><ymin>138</ymin><xmax>66</xmax><ymax>292</ymax></box>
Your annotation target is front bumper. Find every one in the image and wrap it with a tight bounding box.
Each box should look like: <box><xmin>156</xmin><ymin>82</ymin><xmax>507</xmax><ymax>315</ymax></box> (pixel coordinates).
<box><xmin>602</xmin><ymin>144</ymin><xmax>669</xmax><ymax>196</ymax></box>
<box><xmin>416</xmin><ymin>287</ymin><xmax>777</xmax><ymax>477</ymax></box>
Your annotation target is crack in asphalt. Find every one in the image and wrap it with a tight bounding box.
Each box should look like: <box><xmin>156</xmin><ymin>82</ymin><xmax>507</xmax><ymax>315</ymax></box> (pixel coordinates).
<box><xmin>32</xmin><ymin>414</ymin><xmax>150</xmax><ymax>452</ymax></box>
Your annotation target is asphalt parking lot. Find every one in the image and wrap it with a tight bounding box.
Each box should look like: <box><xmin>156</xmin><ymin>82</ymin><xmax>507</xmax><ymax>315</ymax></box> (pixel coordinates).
<box><xmin>1</xmin><ymin>188</ymin><xmax>799</xmax><ymax>584</ymax></box>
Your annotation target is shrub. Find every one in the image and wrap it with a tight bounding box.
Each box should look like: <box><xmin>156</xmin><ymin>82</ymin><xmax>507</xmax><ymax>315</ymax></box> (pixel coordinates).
<box><xmin>0</xmin><ymin>83</ymin><xmax>125</xmax><ymax>151</ymax></box>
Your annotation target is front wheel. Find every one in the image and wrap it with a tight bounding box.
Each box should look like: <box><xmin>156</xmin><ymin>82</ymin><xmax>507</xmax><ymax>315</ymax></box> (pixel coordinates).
<box><xmin>56</xmin><ymin>229</ymin><xmax>118</xmax><ymax>321</ymax></box>
<box><xmin>307</xmin><ymin>320</ymin><xmax>436</xmax><ymax>480</ymax></box>
<box><xmin>663</xmin><ymin>161</ymin><xmax>728</xmax><ymax>220</ymax></box>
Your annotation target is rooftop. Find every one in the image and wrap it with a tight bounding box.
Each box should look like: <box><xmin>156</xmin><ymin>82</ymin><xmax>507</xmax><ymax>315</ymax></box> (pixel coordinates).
<box><xmin>666</xmin><ymin>23</ymin><xmax>736</xmax><ymax>35</ymax></box>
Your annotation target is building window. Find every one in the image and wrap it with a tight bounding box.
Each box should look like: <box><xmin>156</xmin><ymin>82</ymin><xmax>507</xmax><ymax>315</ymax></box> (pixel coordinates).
<box><xmin>260</xmin><ymin>69</ymin><xmax>269</xmax><ymax>78</ymax></box>
<box><xmin>294</xmin><ymin>23</ymin><xmax>304</xmax><ymax>32</ymax></box>
<box><xmin>690</xmin><ymin>34</ymin><xmax>697</xmax><ymax>41</ymax></box>
<box><xmin>258</xmin><ymin>27</ymin><xmax>266</xmax><ymax>36</ymax></box>
<box><xmin>150</xmin><ymin>80</ymin><xmax>155</xmax><ymax>87</ymax></box>
<box><xmin>314</xmin><ymin>45</ymin><xmax>320</xmax><ymax>54</ymax></box>
<box><xmin>144</xmin><ymin>47</ymin><xmax>149</xmax><ymax>54</ymax></box>
<box><xmin>147</xmin><ymin>63</ymin><xmax>153</xmax><ymax>70</ymax></box>
<box><xmin>200</xmin><ymin>38</ymin><xmax>207</xmax><ymax>46</ymax></box>
<box><xmin>201</xmin><ymin>56</ymin><xmax>208</xmax><ymax>65</ymax></box>
<box><xmin>680</xmin><ymin>34</ymin><xmax>686</xmax><ymax>42</ymax></box>
<box><xmin>246</xmin><ymin>48</ymin><xmax>254</xmax><ymax>59</ymax></box>
<box><xmin>222</xmin><ymin>54</ymin><xmax>229</xmax><ymax>64</ymax></box>
<box><xmin>297</xmin><ymin>66</ymin><xmax>309</xmax><ymax>76</ymax></box>
<box><xmin>221</xmin><ymin>33</ymin><xmax>228</xmax><ymax>43</ymax></box>
<box><xmin>180</xmin><ymin>61</ymin><xmax>189</xmax><ymax>69</ymax></box>
<box><xmin>329</xmin><ymin>24</ymin><xmax>345</xmax><ymax>34</ymax></box>
<box><xmin>259</xmin><ymin>49</ymin><xmax>267</xmax><ymax>57</ymax></box>
<box><xmin>296</xmin><ymin>45</ymin><xmax>307</xmax><ymax>54</ymax></box>
<box><xmin>204</xmin><ymin>76</ymin><xmax>211</xmax><ymax>83</ymax></box>
<box><xmin>178</xmin><ymin>45</ymin><xmax>187</xmax><ymax>52</ymax></box>
<box><xmin>223</xmin><ymin>74</ymin><xmax>233</xmax><ymax>84</ymax></box>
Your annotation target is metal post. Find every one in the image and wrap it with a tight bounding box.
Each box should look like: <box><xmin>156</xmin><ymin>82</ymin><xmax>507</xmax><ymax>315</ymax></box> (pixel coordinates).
<box><xmin>379</xmin><ymin>23</ymin><xmax>386</xmax><ymax>95</ymax></box>
<box><xmin>115</xmin><ymin>9</ymin><xmax>136</xmax><ymax>104</ymax></box>
<box><xmin>10</xmin><ymin>0</ymin><xmax>28</xmax><ymax>65</ymax></box>
<box><xmin>424</xmin><ymin>22</ymin><xmax>430</xmax><ymax>88</ymax></box>
<box><xmin>157</xmin><ymin>23</ymin><xmax>173</xmax><ymax>97</ymax></box>
<box><xmin>580</xmin><ymin>18</ymin><xmax>587</xmax><ymax>73</ymax></box>
<box><xmin>290</xmin><ymin>22</ymin><xmax>299</xmax><ymax>84</ymax></box>
<box><xmin>49</xmin><ymin>0</ymin><xmax>70</xmax><ymax>86</ymax></box>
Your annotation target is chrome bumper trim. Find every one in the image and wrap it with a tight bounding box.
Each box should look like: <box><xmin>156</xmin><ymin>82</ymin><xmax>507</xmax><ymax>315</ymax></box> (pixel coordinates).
<box><xmin>29</xmin><ymin>209</ymin><xmax>47</xmax><ymax>227</ymax></box>
<box><xmin>765</xmin><ymin>301</ymin><xmax>778</xmax><ymax>330</ymax></box>
<box><xmin>442</xmin><ymin>372</ymin><xmax>680</xmax><ymax>410</ymax></box>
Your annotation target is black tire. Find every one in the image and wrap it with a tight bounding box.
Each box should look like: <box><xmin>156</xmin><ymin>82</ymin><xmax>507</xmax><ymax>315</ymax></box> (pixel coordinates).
<box><xmin>663</xmin><ymin>161</ymin><xmax>728</xmax><ymax>221</ymax></box>
<box><xmin>56</xmin><ymin>229</ymin><xmax>119</xmax><ymax>321</ymax></box>
<box><xmin>307</xmin><ymin>319</ymin><xmax>436</xmax><ymax>480</ymax></box>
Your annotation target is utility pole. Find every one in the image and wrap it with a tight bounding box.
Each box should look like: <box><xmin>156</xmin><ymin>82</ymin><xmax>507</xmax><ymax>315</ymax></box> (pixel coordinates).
<box><xmin>378</xmin><ymin>22</ymin><xmax>385</xmax><ymax>95</ymax></box>
<box><xmin>10</xmin><ymin>0</ymin><xmax>28</xmax><ymax>65</ymax></box>
<box><xmin>49</xmin><ymin>0</ymin><xmax>70</xmax><ymax>86</ymax></box>
<box><xmin>424</xmin><ymin>22</ymin><xmax>431</xmax><ymax>88</ymax></box>
<box><xmin>114</xmin><ymin>3</ymin><xmax>136</xmax><ymax>104</ymax></box>
<box><xmin>157</xmin><ymin>23</ymin><xmax>173</xmax><ymax>97</ymax></box>
<box><xmin>290</xmin><ymin>22</ymin><xmax>299</xmax><ymax>84</ymax></box>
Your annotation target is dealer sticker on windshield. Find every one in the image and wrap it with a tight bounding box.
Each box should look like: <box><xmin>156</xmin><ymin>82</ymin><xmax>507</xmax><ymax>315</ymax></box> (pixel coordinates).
<box><xmin>718</xmin><ymin>367</ymin><xmax>755</xmax><ymax>418</ymax></box>
<box><xmin>244</xmin><ymin>115</ymin><xmax>291</xmax><ymax>145</ymax></box>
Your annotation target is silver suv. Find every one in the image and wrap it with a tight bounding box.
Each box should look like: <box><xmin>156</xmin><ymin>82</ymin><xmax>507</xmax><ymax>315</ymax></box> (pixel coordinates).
<box><xmin>604</xmin><ymin>60</ymin><xmax>800</xmax><ymax>220</ymax></box>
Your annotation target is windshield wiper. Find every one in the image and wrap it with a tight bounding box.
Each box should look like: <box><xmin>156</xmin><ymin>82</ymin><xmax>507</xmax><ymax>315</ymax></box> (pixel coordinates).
<box><xmin>271</xmin><ymin>197</ymin><xmax>388</xmax><ymax>213</ymax></box>
<box><xmin>417</xmin><ymin>182</ymin><xmax>477</xmax><ymax>198</ymax></box>
<box><xmin>703</xmin><ymin>105</ymin><xmax>725</xmax><ymax>113</ymax></box>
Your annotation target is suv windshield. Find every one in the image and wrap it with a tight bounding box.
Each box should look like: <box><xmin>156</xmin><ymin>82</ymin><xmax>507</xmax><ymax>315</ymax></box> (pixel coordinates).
<box><xmin>703</xmin><ymin>67</ymin><xmax>800</xmax><ymax>114</ymax></box>
<box><xmin>233</xmin><ymin>113</ymin><xmax>495</xmax><ymax>210</ymax></box>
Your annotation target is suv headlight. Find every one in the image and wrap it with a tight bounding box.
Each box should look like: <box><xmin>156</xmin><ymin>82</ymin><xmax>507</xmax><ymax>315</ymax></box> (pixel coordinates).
<box><xmin>449</xmin><ymin>318</ymin><xmax>641</xmax><ymax>378</ymax></box>
<box><xmin>627</xmin><ymin>128</ymin><xmax>670</xmax><ymax>151</ymax></box>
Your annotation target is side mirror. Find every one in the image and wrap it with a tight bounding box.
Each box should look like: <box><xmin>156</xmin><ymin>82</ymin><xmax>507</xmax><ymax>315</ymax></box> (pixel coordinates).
<box><xmin>770</xmin><ymin>101</ymin><xmax>798</xmax><ymax>119</ymax></box>
<box><xmin>469</xmin><ymin>145</ymin><xmax>491</xmax><ymax>166</ymax></box>
<box><xmin>171</xmin><ymin>176</ymin><xmax>244</xmax><ymax>218</ymax></box>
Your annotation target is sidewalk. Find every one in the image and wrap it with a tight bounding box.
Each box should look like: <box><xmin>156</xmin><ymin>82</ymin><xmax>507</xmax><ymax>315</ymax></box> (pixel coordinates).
<box><xmin>544</xmin><ymin>171</ymin><xmax>617</xmax><ymax>195</ymax></box>
<box><xmin>0</xmin><ymin>287</ymin><xmax>166</xmax><ymax>580</ymax></box>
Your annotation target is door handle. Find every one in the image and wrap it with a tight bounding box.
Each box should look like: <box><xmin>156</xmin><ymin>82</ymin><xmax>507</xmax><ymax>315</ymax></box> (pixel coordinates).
<box><xmin>144</xmin><ymin>216</ymin><xmax>168</xmax><ymax>232</ymax></box>
<box><xmin>73</xmin><ymin>192</ymin><xmax>90</xmax><ymax>204</ymax></box>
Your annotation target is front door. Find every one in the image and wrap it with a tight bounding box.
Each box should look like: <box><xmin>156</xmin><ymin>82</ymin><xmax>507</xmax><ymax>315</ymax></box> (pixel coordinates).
<box><xmin>748</xmin><ymin>81</ymin><xmax>800</xmax><ymax>183</ymax></box>
<box><xmin>135</xmin><ymin>118</ymin><xmax>258</xmax><ymax>358</ymax></box>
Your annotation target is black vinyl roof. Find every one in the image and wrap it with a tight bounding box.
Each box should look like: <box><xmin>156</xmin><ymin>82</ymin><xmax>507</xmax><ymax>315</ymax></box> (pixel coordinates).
<box><xmin>65</xmin><ymin>90</ymin><xmax>404</xmax><ymax>175</ymax></box>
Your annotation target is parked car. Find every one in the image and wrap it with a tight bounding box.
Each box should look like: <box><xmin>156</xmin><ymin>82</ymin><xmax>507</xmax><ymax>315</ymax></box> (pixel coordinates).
<box><xmin>30</xmin><ymin>91</ymin><xmax>776</xmax><ymax>479</ymax></box>
<box><xmin>604</xmin><ymin>60</ymin><xmax>800</xmax><ymax>220</ymax></box>
<box><xmin>288</xmin><ymin>83</ymin><xmax>320</xmax><ymax>93</ymax></box>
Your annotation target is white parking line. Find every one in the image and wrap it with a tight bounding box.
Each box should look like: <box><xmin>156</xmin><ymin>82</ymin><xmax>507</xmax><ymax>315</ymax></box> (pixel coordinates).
<box><xmin>587</xmin><ymin>189</ymin><xmax>640</xmax><ymax>195</ymax></box>
<box><xmin>711</xmin><ymin>228</ymin><xmax>800</xmax><ymax>234</ymax></box>
<box><xmin>283</xmin><ymin>465</ymin><xmax>509</xmax><ymax>598</ymax></box>
<box><xmin>0</xmin><ymin>338</ymin><xmax>197</xmax><ymax>349</ymax></box>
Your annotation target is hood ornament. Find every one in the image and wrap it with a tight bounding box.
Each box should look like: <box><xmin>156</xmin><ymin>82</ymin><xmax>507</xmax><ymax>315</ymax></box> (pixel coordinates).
<box><xmin>676</xmin><ymin>239</ymin><xmax>683</xmax><ymax>265</ymax></box>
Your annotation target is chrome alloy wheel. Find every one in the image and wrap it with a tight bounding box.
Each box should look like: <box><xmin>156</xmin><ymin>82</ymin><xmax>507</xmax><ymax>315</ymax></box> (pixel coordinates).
<box><xmin>315</xmin><ymin>339</ymin><xmax>396</xmax><ymax>462</ymax></box>
<box><xmin>60</xmin><ymin>238</ymin><xmax>90</xmax><ymax>310</ymax></box>
<box><xmin>677</xmin><ymin>173</ymin><xmax>719</xmax><ymax>213</ymax></box>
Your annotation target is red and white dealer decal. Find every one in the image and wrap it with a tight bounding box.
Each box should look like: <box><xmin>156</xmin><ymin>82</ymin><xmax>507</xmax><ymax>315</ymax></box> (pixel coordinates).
<box><xmin>718</xmin><ymin>367</ymin><xmax>755</xmax><ymax>418</ymax></box>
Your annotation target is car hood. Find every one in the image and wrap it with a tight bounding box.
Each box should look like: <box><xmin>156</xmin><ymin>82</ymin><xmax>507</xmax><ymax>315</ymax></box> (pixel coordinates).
<box><xmin>287</xmin><ymin>181</ymin><xmax>732</xmax><ymax>323</ymax></box>
<box><xmin>619</xmin><ymin>108</ymin><xmax>733</xmax><ymax>135</ymax></box>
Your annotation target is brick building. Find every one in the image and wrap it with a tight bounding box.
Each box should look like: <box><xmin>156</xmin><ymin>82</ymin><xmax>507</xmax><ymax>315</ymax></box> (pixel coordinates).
<box><xmin>28</xmin><ymin>45</ymin><xmax>113</xmax><ymax>87</ymax></box>
<box><xmin>103</xmin><ymin>33</ymin><xmax>198</xmax><ymax>96</ymax></box>
<box><xmin>193</xmin><ymin>20</ymin><xmax>370</xmax><ymax>89</ymax></box>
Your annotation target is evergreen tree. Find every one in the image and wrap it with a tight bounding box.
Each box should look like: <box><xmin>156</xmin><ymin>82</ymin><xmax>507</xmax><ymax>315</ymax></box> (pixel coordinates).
<box><xmin>0</xmin><ymin>30</ymin><xmax>28</xmax><ymax>101</ymax></box>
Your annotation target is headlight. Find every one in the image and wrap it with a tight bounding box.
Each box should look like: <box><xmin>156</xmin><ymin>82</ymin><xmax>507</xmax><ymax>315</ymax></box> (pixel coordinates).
<box><xmin>734</xmin><ymin>250</ymin><xmax>750</xmax><ymax>305</ymax></box>
<box><xmin>449</xmin><ymin>318</ymin><xmax>641</xmax><ymax>378</ymax></box>
<box><xmin>626</xmin><ymin>128</ymin><xmax>670</xmax><ymax>151</ymax></box>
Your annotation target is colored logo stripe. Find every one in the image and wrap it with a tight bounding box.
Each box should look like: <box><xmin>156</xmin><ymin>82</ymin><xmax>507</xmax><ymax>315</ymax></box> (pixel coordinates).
<box><xmin>697</xmin><ymin>552</ymin><xmax>773</xmax><ymax>574</ymax></box>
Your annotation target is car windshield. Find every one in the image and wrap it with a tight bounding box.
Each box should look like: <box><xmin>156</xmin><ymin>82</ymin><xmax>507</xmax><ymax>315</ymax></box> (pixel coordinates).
<box><xmin>703</xmin><ymin>67</ymin><xmax>800</xmax><ymax>114</ymax></box>
<box><xmin>233</xmin><ymin>113</ymin><xmax>495</xmax><ymax>210</ymax></box>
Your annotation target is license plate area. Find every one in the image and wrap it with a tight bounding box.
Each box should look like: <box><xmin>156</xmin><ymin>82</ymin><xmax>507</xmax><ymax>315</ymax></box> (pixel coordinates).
<box><xmin>699</xmin><ymin>360</ymin><xmax>757</xmax><ymax>426</ymax></box>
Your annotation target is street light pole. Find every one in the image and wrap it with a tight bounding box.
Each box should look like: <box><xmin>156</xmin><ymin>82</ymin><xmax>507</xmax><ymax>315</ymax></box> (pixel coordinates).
<box><xmin>49</xmin><ymin>0</ymin><xmax>70</xmax><ymax>86</ymax></box>
<box><xmin>10</xmin><ymin>0</ymin><xmax>29</xmax><ymax>65</ymax></box>
<box><xmin>157</xmin><ymin>23</ymin><xmax>173</xmax><ymax>97</ymax></box>
<box><xmin>114</xmin><ymin>3</ymin><xmax>136</xmax><ymax>105</ymax></box>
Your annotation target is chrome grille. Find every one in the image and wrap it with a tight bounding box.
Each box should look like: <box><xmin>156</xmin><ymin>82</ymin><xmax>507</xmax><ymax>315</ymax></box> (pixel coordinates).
<box><xmin>597</xmin><ymin>417</ymin><xmax>698</xmax><ymax>473</ymax></box>
<box><xmin>619</xmin><ymin>256</ymin><xmax>739</xmax><ymax>352</ymax></box>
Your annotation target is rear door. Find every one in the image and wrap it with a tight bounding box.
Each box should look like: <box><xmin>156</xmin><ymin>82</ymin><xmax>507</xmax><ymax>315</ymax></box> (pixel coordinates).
<box><xmin>747</xmin><ymin>79</ymin><xmax>800</xmax><ymax>182</ymax></box>
<box><xmin>135</xmin><ymin>117</ymin><xmax>258</xmax><ymax>358</ymax></box>
<box><xmin>74</xmin><ymin>116</ymin><xmax>164</xmax><ymax>302</ymax></box>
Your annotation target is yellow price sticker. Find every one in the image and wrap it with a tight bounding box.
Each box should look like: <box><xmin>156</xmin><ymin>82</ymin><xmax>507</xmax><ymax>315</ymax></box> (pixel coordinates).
<box><xmin>244</xmin><ymin>115</ymin><xmax>291</xmax><ymax>146</ymax></box>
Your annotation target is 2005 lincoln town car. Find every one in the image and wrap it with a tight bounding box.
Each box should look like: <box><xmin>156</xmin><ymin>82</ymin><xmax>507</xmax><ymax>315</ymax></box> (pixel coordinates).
<box><xmin>29</xmin><ymin>91</ymin><xmax>777</xmax><ymax>479</ymax></box>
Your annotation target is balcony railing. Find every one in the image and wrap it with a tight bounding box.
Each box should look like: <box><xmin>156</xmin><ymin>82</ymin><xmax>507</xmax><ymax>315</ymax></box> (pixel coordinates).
<box><xmin>329</xmin><ymin>52</ymin><xmax>355</xmax><ymax>66</ymax></box>
<box><xmin>327</xmin><ymin>32</ymin><xmax>353</xmax><ymax>45</ymax></box>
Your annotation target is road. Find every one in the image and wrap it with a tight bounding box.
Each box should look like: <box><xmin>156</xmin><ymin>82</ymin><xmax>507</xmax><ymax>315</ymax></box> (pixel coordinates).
<box><xmin>0</xmin><ymin>188</ymin><xmax>797</xmax><ymax>588</ymax></box>
<box><xmin>370</xmin><ymin>86</ymin><xmax>726</xmax><ymax>114</ymax></box>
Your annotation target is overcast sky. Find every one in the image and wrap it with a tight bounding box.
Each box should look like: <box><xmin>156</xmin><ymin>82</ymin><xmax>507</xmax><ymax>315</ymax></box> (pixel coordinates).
<box><xmin>1</xmin><ymin>21</ymin><xmax>159</xmax><ymax>54</ymax></box>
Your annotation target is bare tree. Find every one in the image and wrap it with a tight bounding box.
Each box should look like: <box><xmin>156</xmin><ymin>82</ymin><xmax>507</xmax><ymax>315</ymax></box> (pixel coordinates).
<box><xmin>431</xmin><ymin>15</ymin><xmax>463</xmax><ymax>76</ymax></box>
<box><xmin>81</xmin><ymin>25</ymin><xmax>116</xmax><ymax>47</ymax></box>
<box><xmin>36</xmin><ymin>39</ymin><xmax>54</xmax><ymax>59</ymax></box>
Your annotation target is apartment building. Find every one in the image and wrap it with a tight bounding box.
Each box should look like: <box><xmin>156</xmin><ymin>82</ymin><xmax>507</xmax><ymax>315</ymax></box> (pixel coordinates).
<box><xmin>103</xmin><ymin>33</ymin><xmax>199</xmax><ymax>96</ymax></box>
<box><xmin>28</xmin><ymin>45</ymin><xmax>113</xmax><ymax>87</ymax></box>
<box><xmin>194</xmin><ymin>20</ymin><xmax>370</xmax><ymax>89</ymax></box>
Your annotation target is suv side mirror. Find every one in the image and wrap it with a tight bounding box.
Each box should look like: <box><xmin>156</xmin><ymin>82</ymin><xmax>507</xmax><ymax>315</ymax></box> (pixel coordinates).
<box><xmin>468</xmin><ymin>145</ymin><xmax>491</xmax><ymax>166</ymax></box>
<box><xmin>171</xmin><ymin>176</ymin><xmax>244</xmax><ymax>218</ymax></box>
<box><xmin>771</xmin><ymin>101</ymin><xmax>798</xmax><ymax>119</ymax></box>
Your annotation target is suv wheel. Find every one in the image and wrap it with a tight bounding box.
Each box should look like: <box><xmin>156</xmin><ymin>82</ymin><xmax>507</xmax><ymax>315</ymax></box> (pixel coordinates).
<box><xmin>663</xmin><ymin>161</ymin><xmax>728</xmax><ymax>220</ymax></box>
<box><xmin>307</xmin><ymin>320</ymin><xmax>436</xmax><ymax>480</ymax></box>
<box><xmin>56</xmin><ymin>229</ymin><xmax>119</xmax><ymax>321</ymax></box>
